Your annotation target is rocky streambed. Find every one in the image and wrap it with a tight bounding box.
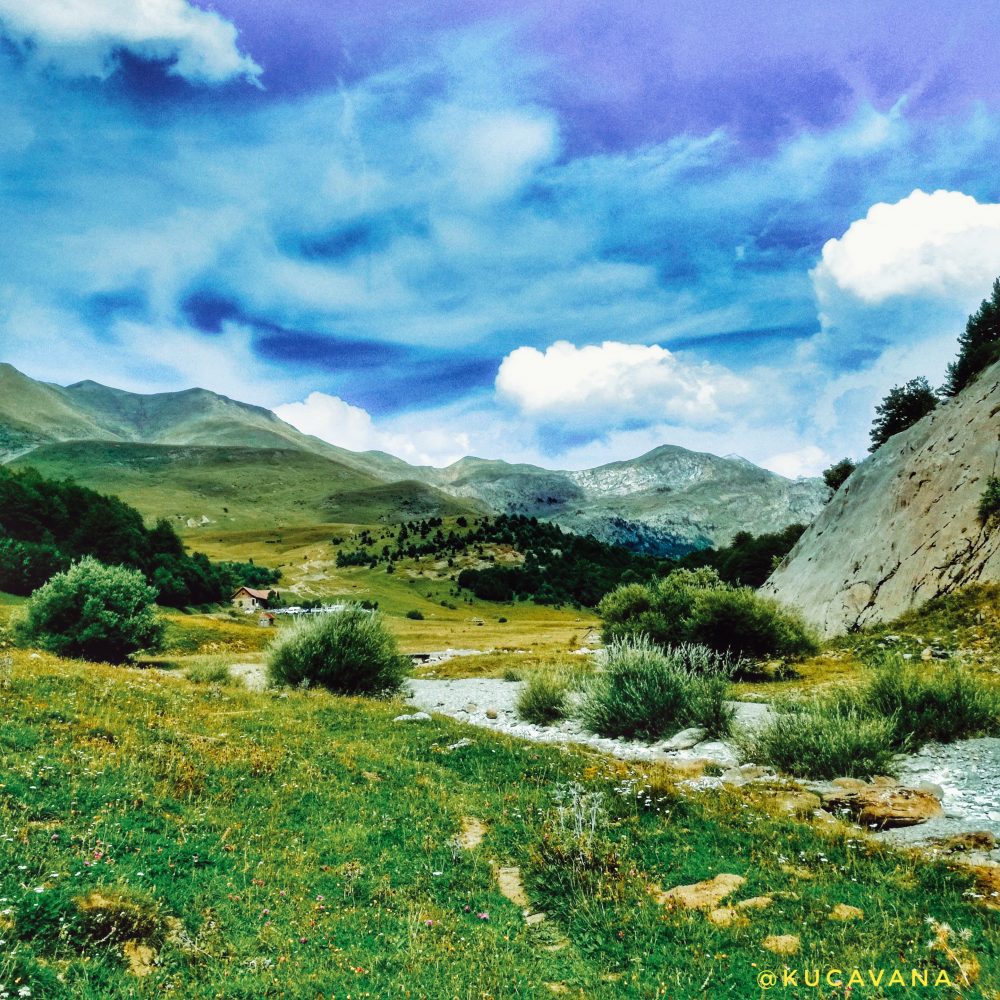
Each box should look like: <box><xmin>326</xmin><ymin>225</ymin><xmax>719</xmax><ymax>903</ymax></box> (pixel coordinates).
<box><xmin>402</xmin><ymin>677</ymin><xmax>1000</xmax><ymax>861</ymax></box>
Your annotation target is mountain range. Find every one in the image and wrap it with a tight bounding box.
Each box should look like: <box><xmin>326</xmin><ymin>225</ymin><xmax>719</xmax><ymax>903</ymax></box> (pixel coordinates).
<box><xmin>0</xmin><ymin>363</ymin><xmax>828</xmax><ymax>554</ymax></box>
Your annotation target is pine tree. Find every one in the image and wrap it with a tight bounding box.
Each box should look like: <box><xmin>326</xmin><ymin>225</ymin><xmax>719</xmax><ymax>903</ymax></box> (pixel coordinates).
<box><xmin>941</xmin><ymin>277</ymin><xmax>1000</xmax><ymax>396</ymax></box>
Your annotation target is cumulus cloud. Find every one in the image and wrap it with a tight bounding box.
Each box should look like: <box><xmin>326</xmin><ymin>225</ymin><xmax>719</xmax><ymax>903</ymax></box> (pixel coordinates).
<box><xmin>762</xmin><ymin>445</ymin><xmax>831</xmax><ymax>480</ymax></box>
<box><xmin>813</xmin><ymin>189</ymin><xmax>1000</xmax><ymax>305</ymax></box>
<box><xmin>276</xmin><ymin>392</ymin><xmax>472</xmax><ymax>467</ymax></box>
<box><xmin>0</xmin><ymin>0</ymin><xmax>260</xmax><ymax>83</ymax></box>
<box><xmin>495</xmin><ymin>340</ymin><xmax>750</xmax><ymax>429</ymax></box>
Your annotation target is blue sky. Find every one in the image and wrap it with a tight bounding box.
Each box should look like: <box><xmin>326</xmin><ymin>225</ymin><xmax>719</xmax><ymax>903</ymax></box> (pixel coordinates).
<box><xmin>2</xmin><ymin>2</ymin><xmax>1000</xmax><ymax>474</ymax></box>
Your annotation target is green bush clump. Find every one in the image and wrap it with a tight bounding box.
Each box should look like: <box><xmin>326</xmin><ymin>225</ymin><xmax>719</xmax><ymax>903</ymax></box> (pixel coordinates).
<box><xmin>516</xmin><ymin>667</ymin><xmax>578</xmax><ymax>724</ymax></box>
<box><xmin>686</xmin><ymin>587</ymin><xmax>818</xmax><ymax>660</ymax></box>
<box><xmin>404</xmin><ymin>609</ymin><xmax>425</xmax><ymax>620</ymax></box>
<box><xmin>742</xmin><ymin>704</ymin><xmax>897</xmax><ymax>779</ymax></box>
<box><xmin>267</xmin><ymin>604</ymin><xmax>408</xmax><ymax>695</ymax></box>
<box><xmin>744</xmin><ymin>655</ymin><xmax>1000</xmax><ymax>779</ymax></box>
<box><xmin>185</xmin><ymin>658</ymin><xmax>234</xmax><ymax>685</ymax></box>
<box><xmin>599</xmin><ymin>567</ymin><xmax>817</xmax><ymax>663</ymax></box>
<box><xmin>581</xmin><ymin>638</ymin><xmax>735</xmax><ymax>740</ymax></box>
<box><xmin>848</xmin><ymin>654</ymin><xmax>1000</xmax><ymax>750</ymax></box>
<box><xmin>17</xmin><ymin>557</ymin><xmax>163</xmax><ymax>664</ymax></box>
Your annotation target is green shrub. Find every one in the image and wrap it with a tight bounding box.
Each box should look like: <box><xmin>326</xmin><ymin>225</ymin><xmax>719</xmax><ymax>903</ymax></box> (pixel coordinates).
<box><xmin>404</xmin><ymin>609</ymin><xmax>425</xmax><ymax>620</ymax></box>
<box><xmin>685</xmin><ymin>587</ymin><xmax>819</xmax><ymax>660</ymax></box>
<box><xmin>743</xmin><ymin>704</ymin><xmax>898</xmax><ymax>779</ymax></box>
<box><xmin>599</xmin><ymin>567</ymin><xmax>817</xmax><ymax>663</ymax></box>
<box><xmin>978</xmin><ymin>476</ymin><xmax>1000</xmax><ymax>525</ymax></box>
<box><xmin>581</xmin><ymin>638</ymin><xmax>734</xmax><ymax>740</ymax></box>
<box><xmin>599</xmin><ymin>568</ymin><xmax>726</xmax><ymax>648</ymax></box>
<box><xmin>517</xmin><ymin>668</ymin><xmax>576</xmax><ymax>724</ymax></box>
<box><xmin>266</xmin><ymin>605</ymin><xmax>408</xmax><ymax>695</ymax></box>
<box><xmin>17</xmin><ymin>557</ymin><xmax>163</xmax><ymax>664</ymax></box>
<box><xmin>850</xmin><ymin>654</ymin><xmax>1000</xmax><ymax>750</ymax></box>
<box><xmin>185</xmin><ymin>658</ymin><xmax>234</xmax><ymax>685</ymax></box>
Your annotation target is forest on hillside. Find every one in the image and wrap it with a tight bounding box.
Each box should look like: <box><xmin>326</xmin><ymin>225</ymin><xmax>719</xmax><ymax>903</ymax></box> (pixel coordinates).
<box><xmin>0</xmin><ymin>467</ymin><xmax>278</xmax><ymax>607</ymax></box>
<box><xmin>335</xmin><ymin>513</ymin><xmax>803</xmax><ymax>607</ymax></box>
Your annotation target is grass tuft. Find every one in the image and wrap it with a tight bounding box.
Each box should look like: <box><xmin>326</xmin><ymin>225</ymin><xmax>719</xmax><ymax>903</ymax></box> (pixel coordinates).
<box><xmin>580</xmin><ymin>638</ymin><xmax>735</xmax><ymax>740</ymax></box>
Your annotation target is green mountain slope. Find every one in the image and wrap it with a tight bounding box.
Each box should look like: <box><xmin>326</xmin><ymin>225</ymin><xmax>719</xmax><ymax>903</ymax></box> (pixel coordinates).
<box><xmin>11</xmin><ymin>442</ymin><xmax>478</xmax><ymax>530</ymax></box>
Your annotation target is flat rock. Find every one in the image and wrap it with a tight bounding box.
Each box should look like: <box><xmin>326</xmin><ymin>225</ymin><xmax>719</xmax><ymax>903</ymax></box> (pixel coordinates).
<box><xmin>829</xmin><ymin>903</ymin><xmax>864</xmax><ymax>921</ymax></box>
<box><xmin>823</xmin><ymin>785</ymin><xmax>942</xmax><ymax>829</ymax></box>
<box><xmin>663</xmin><ymin>727</ymin><xmax>706</xmax><ymax>751</ymax></box>
<box><xmin>497</xmin><ymin>866</ymin><xmax>531</xmax><ymax>909</ymax></box>
<box><xmin>762</xmin><ymin>934</ymin><xmax>800</xmax><ymax>956</ymax></box>
<box><xmin>655</xmin><ymin>873</ymin><xmax>745</xmax><ymax>910</ymax></box>
<box><xmin>689</xmin><ymin>740</ymin><xmax>740</xmax><ymax>767</ymax></box>
<box><xmin>707</xmin><ymin>906</ymin><xmax>747</xmax><ymax>928</ymax></box>
<box><xmin>393</xmin><ymin>711</ymin><xmax>432</xmax><ymax>723</ymax></box>
<box><xmin>457</xmin><ymin>817</ymin><xmax>486</xmax><ymax>850</ymax></box>
<box><xmin>933</xmin><ymin>831</ymin><xmax>999</xmax><ymax>853</ymax></box>
<box><xmin>736</xmin><ymin>895</ymin><xmax>774</xmax><ymax>911</ymax></box>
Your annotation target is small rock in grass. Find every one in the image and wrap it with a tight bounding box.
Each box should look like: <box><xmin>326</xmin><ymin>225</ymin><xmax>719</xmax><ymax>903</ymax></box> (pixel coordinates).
<box><xmin>393</xmin><ymin>711</ymin><xmax>432</xmax><ymax>723</ymax></box>
<box><xmin>485</xmin><ymin>707</ymin><xmax>499</xmax><ymax>719</ymax></box>
<box><xmin>654</xmin><ymin>873</ymin><xmax>745</xmax><ymax>910</ymax></box>
<box><xmin>829</xmin><ymin>903</ymin><xmax>864</xmax><ymax>921</ymax></box>
<box><xmin>736</xmin><ymin>896</ymin><xmax>774</xmax><ymax>911</ymax></box>
<box><xmin>762</xmin><ymin>934</ymin><xmax>800</xmax><ymax>956</ymax></box>
<box><xmin>707</xmin><ymin>906</ymin><xmax>747</xmax><ymax>928</ymax></box>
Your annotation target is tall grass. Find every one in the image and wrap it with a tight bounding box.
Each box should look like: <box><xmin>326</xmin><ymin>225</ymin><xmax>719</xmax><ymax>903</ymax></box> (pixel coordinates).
<box><xmin>850</xmin><ymin>653</ymin><xmax>1000</xmax><ymax>750</ymax></box>
<box><xmin>516</xmin><ymin>668</ymin><xmax>573</xmax><ymax>725</ymax></box>
<box><xmin>744</xmin><ymin>655</ymin><xmax>1000</xmax><ymax>778</ymax></box>
<box><xmin>580</xmin><ymin>638</ymin><xmax>735</xmax><ymax>740</ymax></box>
<box><xmin>267</xmin><ymin>605</ymin><xmax>408</xmax><ymax>695</ymax></box>
<box><xmin>742</xmin><ymin>703</ymin><xmax>898</xmax><ymax>779</ymax></box>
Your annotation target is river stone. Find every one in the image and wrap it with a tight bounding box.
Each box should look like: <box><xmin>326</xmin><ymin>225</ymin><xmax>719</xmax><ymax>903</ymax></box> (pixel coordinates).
<box><xmin>663</xmin><ymin>727</ymin><xmax>707</xmax><ymax>751</ymax></box>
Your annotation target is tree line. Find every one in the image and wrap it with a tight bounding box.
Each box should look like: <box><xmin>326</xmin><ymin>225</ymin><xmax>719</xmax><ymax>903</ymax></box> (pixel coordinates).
<box><xmin>0</xmin><ymin>466</ymin><xmax>279</xmax><ymax>607</ymax></box>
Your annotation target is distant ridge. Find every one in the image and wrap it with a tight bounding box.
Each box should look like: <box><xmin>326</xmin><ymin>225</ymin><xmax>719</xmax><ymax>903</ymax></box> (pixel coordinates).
<box><xmin>0</xmin><ymin>363</ymin><xmax>828</xmax><ymax>550</ymax></box>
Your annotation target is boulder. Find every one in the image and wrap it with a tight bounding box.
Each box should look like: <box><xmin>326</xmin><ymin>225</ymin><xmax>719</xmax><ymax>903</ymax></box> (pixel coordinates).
<box><xmin>822</xmin><ymin>785</ymin><xmax>942</xmax><ymax>829</ymax></box>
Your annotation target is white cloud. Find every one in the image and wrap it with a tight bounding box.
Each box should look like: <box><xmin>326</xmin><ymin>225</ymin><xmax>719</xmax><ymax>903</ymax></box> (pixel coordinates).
<box><xmin>761</xmin><ymin>445</ymin><xmax>831</xmax><ymax>480</ymax></box>
<box><xmin>275</xmin><ymin>392</ymin><xmax>472</xmax><ymax>467</ymax></box>
<box><xmin>495</xmin><ymin>340</ymin><xmax>749</xmax><ymax>429</ymax></box>
<box><xmin>420</xmin><ymin>106</ymin><xmax>558</xmax><ymax>205</ymax></box>
<box><xmin>0</xmin><ymin>0</ymin><xmax>260</xmax><ymax>83</ymax></box>
<box><xmin>812</xmin><ymin>189</ymin><xmax>1000</xmax><ymax>305</ymax></box>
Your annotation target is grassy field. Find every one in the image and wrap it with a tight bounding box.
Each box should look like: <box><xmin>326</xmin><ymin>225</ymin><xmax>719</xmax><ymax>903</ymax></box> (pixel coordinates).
<box><xmin>12</xmin><ymin>442</ymin><xmax>476</xmax><ymax>533</ymax></box>
<box><xmin>0</xmin><ymin>649</ymin><xmax>997</xmax><ymax>998</ymax></box>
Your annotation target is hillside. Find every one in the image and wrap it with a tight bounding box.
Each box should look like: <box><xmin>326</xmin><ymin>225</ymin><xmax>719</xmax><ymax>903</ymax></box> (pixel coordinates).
<box><xmin>763</xmin><ymin>359</ymin><xmax>1000</xmax><ymax>637</ymax></box>
<box><xmin>10</xmin><ymin>442</ymin><xmax>478</xmax><ymax>531</ymax></box>
<box><xmin>2</xmin><ymin>364</ymin><xmax>826</xmax><ymax>552</ymax></box>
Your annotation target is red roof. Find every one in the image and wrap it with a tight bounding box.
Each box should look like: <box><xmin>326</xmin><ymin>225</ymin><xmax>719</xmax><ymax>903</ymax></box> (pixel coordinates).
<box><xmin>233</xmin><ymin>587</ymin><xmax>272</xmax><ymax>601</ymax></box>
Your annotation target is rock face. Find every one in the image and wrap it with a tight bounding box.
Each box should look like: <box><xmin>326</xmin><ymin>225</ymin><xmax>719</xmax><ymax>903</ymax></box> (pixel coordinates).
<box><xmin>763</xmin><ymin>360</ymin><xmax>1000</xmax><ymax>636</ymax></box>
